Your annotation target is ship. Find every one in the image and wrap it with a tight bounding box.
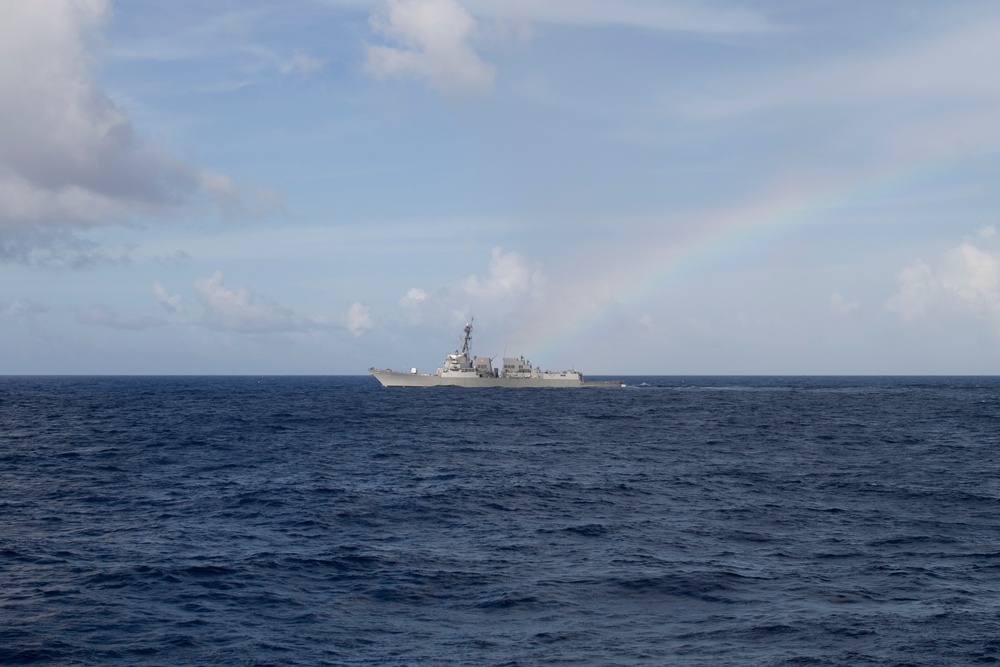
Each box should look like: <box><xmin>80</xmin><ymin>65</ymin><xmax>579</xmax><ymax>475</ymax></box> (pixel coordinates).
<box><xmin>370</xmin><ymin>321</ymin><xmax>623</xmax><ymax>388</ymax></box>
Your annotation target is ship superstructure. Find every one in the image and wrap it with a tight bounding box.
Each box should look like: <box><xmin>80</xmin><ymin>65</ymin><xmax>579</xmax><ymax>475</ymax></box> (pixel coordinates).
<box><xmin>369</xmin><ymin>322</ymin><xmax>621</xmax><ymax>388</ymax></box>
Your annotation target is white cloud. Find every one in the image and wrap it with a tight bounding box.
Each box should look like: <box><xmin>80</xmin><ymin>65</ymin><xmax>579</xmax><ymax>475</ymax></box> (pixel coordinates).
<box><xmin>652</xmin><ymin>13</ymin><xmax>1000</xmax><ymax>170</ymax></box>
<box><xmin>194</xmin><ymin>270</ymin><xmax>299</xmax><ymax>333</ymax></box>
<box><xmin>463</xmin><ymin>246</ymin><xmax>546</xmax><ymax>304</ymax></box>
<box><xmin>679</xmin><ymin>16</ymin><xmax>1000</xmax><ymax>118</ymax></box>
<box><xmin>197</xmin><ymin>170</ymin><xmax>284</xmax><ymax>221</ymax></box>
<box><xmin>829</xmin><ymin>292</ymin><xmax>861</xmax><ymax>316</ymax></box>
<box><xmin>940</xmin><ymin>243</ymin><xmax>1000</xmax><ymax>314</ymax></box>
<box><xmin>153</xmin><ymin>250</ymin><xmax>192</xmax><ymax>267</ymax></box>
<box><xmin>886</xmin><ymin>241</ymin><xmax>1000</xmax><ymax>328</ymax></box>
<box><xmin>110</xmin><ymin>9</ymin><xmax>326</xmax><ymax>79</ymax></box>
<box><xmin>0</xmin><ymin>299</ymin><xmax>48</xmax><ymax>317</ymax></box>
<box><xmin>394</xmin><ymin>247</ymin><xmax>552</xmax><ymax>335</ymax></box>
<box><xmin>153</xmin><ymin>282</ymin><xmax>183</xmax><ymax>313</ymax></box>
<box><xmin>76</xmin><ymin>304</ymin><xmax>165</xmax><ymax>330</ymax></box>
<box><xmin>399</xmin><ymin>287</ymin><xmax>429</xmax><ymax>307</ymax></box>
<box><xmin>280</xmin><ymin>50</ymin><xmax>325</xmax><ymax>76</ymax></box>
<box><xmin>676</xmin><ymin>14</ymin><xmax>1000</xmax><ymax>160</ymax></box>
<box><xmin>346</xmin><ymin>302</ymin><xmax>374</xmax><ymax>336</ymax></box>
<box><xmin>364</xmin><ymin>0</ymin><xmax>495</xmax><ymax>93</ymax></box>
<box><xmin>0</xmin><ymin>0</ymin><xmax>269</xmax><ymax>265</ymax></box>
<box><xmin>886</xmin><ymin>260</ymin><xmax>938</xmax><ymax>322</ymax></box>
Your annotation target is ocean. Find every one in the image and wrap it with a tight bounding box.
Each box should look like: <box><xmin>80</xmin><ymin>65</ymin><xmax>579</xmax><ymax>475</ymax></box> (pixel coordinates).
<box><xmin>1</xmin><ymin>375</ymin><xmax>999</xmax><ymax>665</ymax></box>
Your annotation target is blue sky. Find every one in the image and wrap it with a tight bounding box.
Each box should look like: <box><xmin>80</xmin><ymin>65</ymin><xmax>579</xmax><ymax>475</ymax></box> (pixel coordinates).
<box><xmin>3</xmin><ymin>0</ymin><xmax>1000</xmax><ymax>374</ymax></box>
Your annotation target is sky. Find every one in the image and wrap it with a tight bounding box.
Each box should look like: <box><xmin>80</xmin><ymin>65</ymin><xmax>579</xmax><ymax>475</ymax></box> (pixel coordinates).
<box><xmin>3</xmin><ymin>0</ymin><xmax>1000</xmax><ymax>375</ymax></box>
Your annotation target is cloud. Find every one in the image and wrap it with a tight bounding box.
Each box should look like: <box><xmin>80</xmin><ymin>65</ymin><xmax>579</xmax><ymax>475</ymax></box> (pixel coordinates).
<box><xmin>633</xmin><ymin>11</ymin><xmax>1000</xmax><ymax>178</ymax></box>
<box><xmin>463</xmin><ymin>246</ymin><xmax>547</xmax><ymax>304</ymax></box>
<box><xmin>110</xmin><ymin>9</ymin><xmax>326</xmax><ymax>79</ymax></box>
<box><xmin>76</xmin><ymin>304</ymin><xmax>166</xmax><ymax>330</ymax></box>
<box><xmin>669</xmin><ymin>14</ymin><xmax>1000</xmax><ymax>159</ymax></box>
<box><xmin>346</xmin><ymin>302</ymin><xmax>374</xmax><ymax>336</ymax></box>
<box><xmin>0</xmin><ymin>0</ymin><xmax>270</xmax><ymax>265</ymax></box>
<box><xmin>0</xmin><ymin>299</ymin><xmax>48</xmax><ymax>317</ymax></box>
<box><xmin>153</xmin><ymin>250</ymin><xmax>192</xmax><ymax>268</ymax></box>
<box><xmin>357</xmin><ymin>0</ymin><xmax>773</xmax><ymax>95</ymax></box>
<box><xmin>465</xmin><ymin>0</ymin><xmax>775</xmax><ymax>34</ymax></box>
<box><xmin>364</xmin><ymin>0</ymin><xmax>495</xmax><ymax>93</ymax></box>
<box><xmin>829</xmin><ymin>292</ymin><xmax>861</xmax><ymax>316</ymax></box>
<box><xmin>397</xmin><ymin>247</ymin><xmax>549</xmax><ymax>329</ymax></box>
<box><xmin>886</xmin><ymin>260</ymin><xmax>938</xmax><ymax>322</ymax></box>
<box><xmin>197</xmin><ymin>171</ymin><xmax>285</xmax><ymax>221</ymax></box>
<box><xmin>280</xmin><ymin>50</ymin><xmax>325</xmax><ymax>76</ymax></box>
<box><xmin>940</xmin><ymin>243</ymin><xmax>1000</xmax><ymax>315</ymax></box>
<box><xmin>399</xmin><ymin>287</ymin><xmax>429</xmax><ymax>308</ymax></box>
<box><xmin>194</xmin><ymin>270</ymin><xmax>300</xmax><ymax>333</ymax></box>
<box><xmin>886</xmin><ymin>241</ymin><xmax>1000</xmax><ymax>327</ymax></box>
<box><xmin>153</xmin><ymin>282</ymin><xmax>183</xmax><ymax>313</ymax></box>
<box><xmin>678</xmin><ymin>15</ymin><xmax>1000</xmax><ymax>116</ymax></box>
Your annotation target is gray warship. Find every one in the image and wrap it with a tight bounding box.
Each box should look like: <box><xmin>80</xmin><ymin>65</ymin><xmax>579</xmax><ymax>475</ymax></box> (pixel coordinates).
<box><xmin>370</xmin><ymin>321</ymin><xmax>623</xmax><ymax>388</ymax></box>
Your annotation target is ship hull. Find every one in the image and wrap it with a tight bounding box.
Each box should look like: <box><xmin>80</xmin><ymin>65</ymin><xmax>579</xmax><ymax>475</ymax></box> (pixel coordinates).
<box><xmin>370</xmin><ymin>369</ymin><xmax>622</xmax><ymax>388</ymax></box>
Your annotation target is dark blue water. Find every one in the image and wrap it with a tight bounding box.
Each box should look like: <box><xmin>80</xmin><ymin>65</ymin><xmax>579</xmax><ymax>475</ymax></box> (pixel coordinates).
<box><xmin>2</xmin><ymin>376</ymin><xmax>999</xmax><ymax>665</ymax></box>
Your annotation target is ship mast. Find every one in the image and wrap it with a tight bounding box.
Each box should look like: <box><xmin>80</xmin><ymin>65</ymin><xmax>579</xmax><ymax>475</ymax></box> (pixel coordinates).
<box><xmin>460</xmin><ymin>319</ymin><xmax>473</xmax><ymax>358</ymax></box>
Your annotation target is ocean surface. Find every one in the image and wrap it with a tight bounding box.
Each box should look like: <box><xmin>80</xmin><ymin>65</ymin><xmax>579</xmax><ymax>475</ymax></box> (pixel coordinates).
<box><xmin>2</xmin><ymin>376</ymin><xmax>999</xmax><ymax>666</ymax></box>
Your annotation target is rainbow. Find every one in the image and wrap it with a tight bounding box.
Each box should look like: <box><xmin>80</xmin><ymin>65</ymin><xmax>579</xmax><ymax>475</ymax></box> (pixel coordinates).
<box><xmin>528</xmin><ymin>158</ymin><xmax>962</xmax><ymax>361</ymax></box>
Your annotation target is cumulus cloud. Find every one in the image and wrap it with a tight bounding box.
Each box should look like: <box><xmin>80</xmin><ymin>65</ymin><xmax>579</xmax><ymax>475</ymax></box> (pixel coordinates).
<box><xmin>346</xmin><ymin>302</ymin><xmax>374</xmax><ymax>336</ymax></box>
<box><xmin>397</xmin><ymin>247</ymin><xmax>549</xmax><ymax>329</ymax></box>
<box><xmin>362</xmin><ymin>0</ymin><xmax>771</xmax><ymax>94</ymax></box>
<box><xmin>0</xmin><ymin>0</ymin><xmax>271</xmax><ymax>265</ymax></box>
<box><xmin>153</xmin><ymin>282</ymin><xmax>183</xmax><ymax>313</ymax></box>
<box><xmin>364</xmin><ymin>0</ymin><xmax>495</xmax><ymax>93</ymax></box>
<box><xmin>194</xmin><ymin>270</ymin><xmax>300</xmax><ymax>333</ymax></box>
<box><xmin>76</xmin><ymin>304</ymin><xmax>165</xmax><ymax>330</ymax></box>
<box><xmin>886</xmin><ymin>260</ymin><xmax>937</xmax><ymax>322</ymax></box>
<box><xmin>940</xmin><ymin>243</ymin><xmax>1000</xmax><ymax>315</ymax></box>
<box><xmin>463</xmin><ymin>246</ymin><xmax>547</xmax><ymax>304</ymax></box>
<box><xmin>886</xmin><ymin>241</ymin><xmax>1000</xmax><ymax>327</ymax></box>
<box><xmin>399</xmin><ymin>287</ymin><xmax>429</xmax><ymax>308</ymax></box>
